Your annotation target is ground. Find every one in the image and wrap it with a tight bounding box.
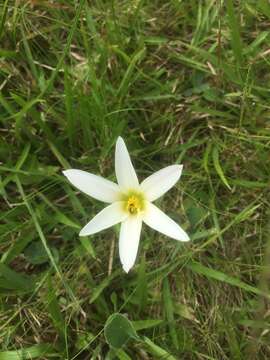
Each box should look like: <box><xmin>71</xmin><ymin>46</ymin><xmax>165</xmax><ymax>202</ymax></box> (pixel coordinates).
<box><xmin>0</xmin><ymin>1</ymin><xmax>270</xmax><ymax>359</ymax></box>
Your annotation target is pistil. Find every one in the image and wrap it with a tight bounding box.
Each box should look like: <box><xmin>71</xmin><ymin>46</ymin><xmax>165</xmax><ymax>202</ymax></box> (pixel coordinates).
<box><xmin>122</xmin><ymin>191</ymin><xmax>145</xmax><ymax>215</ymax></box>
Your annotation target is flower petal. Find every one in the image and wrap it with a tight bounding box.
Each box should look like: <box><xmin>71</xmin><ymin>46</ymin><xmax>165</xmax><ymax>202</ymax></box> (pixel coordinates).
<box><xmin>63</xmin><ymin>169</ymin><xmax>121</xmax><ymax>203</ymax></box>
<box><xmin>115</xmin><ymin>137</ymin><xmax>139</xmax><ymax>189</ymax></box>
<box><xmin>140</xmin><ymin>165</ymin><xmax>183</xmax><ymax>202</ymax></box>
<box><xmin>79</xmin><ymin>202</ymin><xmax>127</xmax><ymax>236</ymax></box>
<box><xmin>119</xmin><ymin>215</ymin><xmax>142</xmax><ymax>273</ymax></box>
<box><xmin>143</xmin><ymin>202</ymin><xmax>189</xmax><ymax>241</ymax></box>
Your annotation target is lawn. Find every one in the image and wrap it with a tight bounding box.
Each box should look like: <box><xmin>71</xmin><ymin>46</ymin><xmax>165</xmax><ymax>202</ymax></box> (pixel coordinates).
<box><xmin>1</xmin><ymin>0</ymin><xmax>270</xmax><ymax>359</ymax></box>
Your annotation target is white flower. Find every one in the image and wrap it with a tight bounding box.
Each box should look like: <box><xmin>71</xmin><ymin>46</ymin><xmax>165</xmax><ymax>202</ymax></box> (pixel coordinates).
<box><xmin>63</xmin><ymin>137</ymin><xmax>189</xmax><ymax>273</ymax></box>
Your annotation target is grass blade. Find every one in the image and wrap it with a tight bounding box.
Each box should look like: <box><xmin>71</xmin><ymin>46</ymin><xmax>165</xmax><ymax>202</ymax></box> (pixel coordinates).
<box><xmin>116</xmin><ymin>48</ymin><xmax>146</xmax><ymax>102</ymax></box>
<box><xmin>226</xmin><ymin>0</ymin><xmax>243</xmax><ymax>65</ymax></box>
<box><xmin>163</xmin><ymin>277</ymin><xmax>179</xmax><ymax>350</ymax></box>
<box><xmin>0</xmin><ymin>263</ymin><xmax>35</xmax><ymax>291</ymax></box>
<box><xmin>187</xmin><ymin>261</ymin><xmax>269</xmax><ymax>298</ymax></box>
<box><xmin>143</xmin><ymin>337</ymin><xmax>177</xmax><ymax>360</ymax></box>
<box><xmin>212</xmin><ymin>145</ymin><xmax>231</xmax><ymax>190</ymax></box>
<box><xmin>0</xmin><ymin>344</ymin><xmax>56</xmax><ymax>360</ymax></box>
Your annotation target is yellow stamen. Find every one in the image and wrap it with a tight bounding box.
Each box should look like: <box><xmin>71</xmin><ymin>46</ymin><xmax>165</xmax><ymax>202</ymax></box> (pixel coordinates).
<box><xmin>121</xmin><ymin>191</ymin><xmax>145</xmax><ymax>215</ymax></box>
<box><xmin>126</xmin><ymin>195</ymin><xmax>141</xmax><ymax>214</ymax></box>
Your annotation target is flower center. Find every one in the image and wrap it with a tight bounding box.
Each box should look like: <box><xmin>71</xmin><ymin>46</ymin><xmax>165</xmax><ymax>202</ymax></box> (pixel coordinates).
<box><xmin>122</xmin><ymin>191</ymin><xmax>145</xmax><ymax>215</ymax></box>
<box><xmin>126</xmin><ymin>195</ymin><xmax>140</xmax><ymax>214</ymax></box>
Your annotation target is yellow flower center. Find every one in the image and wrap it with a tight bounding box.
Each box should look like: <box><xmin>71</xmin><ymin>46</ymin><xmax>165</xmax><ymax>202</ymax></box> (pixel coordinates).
<box><xmin>122</xmin><ymin>191</ymin><xmax>145</xmax><ymax>215</ymax></box>
<box><xmin>126</xmin><ymin>195</ymin><xmax>140</xmax><ymax>214</ymax></box>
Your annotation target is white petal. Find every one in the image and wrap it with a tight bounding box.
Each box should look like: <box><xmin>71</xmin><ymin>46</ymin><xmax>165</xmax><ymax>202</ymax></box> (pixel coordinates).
<box><xmin>79</xmin><ymin>202</ymin><xmax>127</xmax><ymax>236</ymax></box>
<box><xmin>63</xmin><ymin>169</ymin><xmax>121</xmax><ymax>203</ymax></box>
<box><xmin>143</xmin><ymin>202</ymin><xmax>189</xmax><ymax>241</ymax></box>
<box><xmin>115</xmin><ymin>137</ymin><xmax>139</xmax><ymax>189</ymax></box>
<box><xmin>119</xmin><ymin>215</ymin><xmax>142</xmax><ymax>273</ymax></box>
<box><xmin>140</xmin><ymin>165</ymin><xmax>183</xmax><ymax>202</ymax></box>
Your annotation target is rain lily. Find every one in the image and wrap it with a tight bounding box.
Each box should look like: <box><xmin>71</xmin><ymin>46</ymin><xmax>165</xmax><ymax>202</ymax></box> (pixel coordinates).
<box><xmin>63</xmin><ymin>137</ymin><xmax>189</xmax><ymax>272</ymax></box>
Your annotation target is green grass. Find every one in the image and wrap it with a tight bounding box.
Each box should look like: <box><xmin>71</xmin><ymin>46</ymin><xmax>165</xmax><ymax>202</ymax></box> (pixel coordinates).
<box><xmin>1</xmin><ymin>0</ymin><xmax>270</xmax><ymax>359</ymax></box>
